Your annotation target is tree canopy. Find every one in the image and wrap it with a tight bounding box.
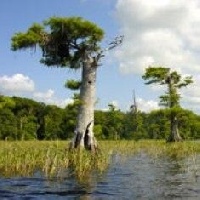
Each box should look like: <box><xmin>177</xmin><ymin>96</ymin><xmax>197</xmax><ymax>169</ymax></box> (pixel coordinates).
<box><xmin>11</xmin><ymin>17</ymin><xmax>104</xmax><ymax>67</ymax></box>
<box><xmin>142</xmin><ymin>67</ymin><xmax>193</xmax><ymax>108</ymax></box>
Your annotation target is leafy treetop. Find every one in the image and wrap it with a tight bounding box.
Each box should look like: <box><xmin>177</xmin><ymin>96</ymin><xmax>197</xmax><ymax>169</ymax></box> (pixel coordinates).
<box><xmin>142</xmin><ymin>66</ymin><xmax>193</xmax><ymax>107</ymax></box>
<box><xmin>11</xmin><ymin>17</ymin><xmax>104</xmax><ymax>67</ymax></box>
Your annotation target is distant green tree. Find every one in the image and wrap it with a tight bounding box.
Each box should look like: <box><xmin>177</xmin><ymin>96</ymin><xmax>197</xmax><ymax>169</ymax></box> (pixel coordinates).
<box><xmin>94</xmin><ymin>104</ymin><xmax>124</xmax><ymax>140</ymax></box>
<box><xmin>0</xmin><ymin>108</ymin><xmax>17</xmax><ymax>140</ymax></box>
<box><xmin>124</xmin><ymin>111</ymin><xmax>147</xmax><ymax>140</ymax></box>
<box><xmin>34</xmin><ymin>102</ymin><xmax>46</xmax><ymax>140</ymax></box>
<box><xmin>1</xmin><ymin>95</ymin><xmax>200</xmax><ymax>141</ymax></box>
<box><xmin>190</xmin><ymin>121</ymin><xmax>200</xmax><ymax>139</ymax></box>
<box><xmin>0</xmin><ymin>95</ymin><xmax>15</xmax><ymax>109</ymax></box>
<box><xmin>93</xmin><ymin>124</ymin><xmax>103</xmax><ymax>139</ymax></box>
<box><xmin>142</xmin><ymin>67</ymin><xmax>193</xmax><ymax>142</ymax></box>
<box><xmin>44</xmin><ymin>105</ymin><xmax>64</xmax><ymax>139</ymax></box>
<box><xmin>175</xmin><ymin>108</ymin><xmax>200</xmax><ymax>139</ymax></box>
<box><xmin>104</xmin><ymin>104</ymin><xmax>124</xmax><ymax>140</ymax></box>
<box><xmin>146</xmin><ymin>109</ymin><xmax>169</xmax><ymax>139</ymax></box>
<box><xmin>21</xmin><ymin>115</ymin><xmax>37</xmax><ymax>140</ymax></box>
<box><xmin>11</xmin><ymin>97</ymin><xmax>38</xmax><ymax>140</ymax></box>
<box><xmin>94</xmin><ymin>110</ymin><xmax>108</xmax><ymax>139</ymax></box>
<box><xmin>0</xmin><ymin>96</ymin><xmax>17</xmax><ymax>139</ymax></box>
<box><xmin>60</xmin><ymin>94</ymin><xmax>79</xmax><ymax>139</ymax></box>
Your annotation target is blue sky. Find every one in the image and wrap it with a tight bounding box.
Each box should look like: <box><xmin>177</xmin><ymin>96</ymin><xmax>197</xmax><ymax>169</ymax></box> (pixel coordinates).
<box><xmin>1</xmin><ymin>0</ymin><xmax>200</xmax><ymax>113</ymax></box>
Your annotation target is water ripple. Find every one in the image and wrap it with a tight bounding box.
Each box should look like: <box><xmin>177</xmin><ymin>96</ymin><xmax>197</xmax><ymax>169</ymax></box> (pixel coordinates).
<box><xmin>0</xmin><ymin>152</ymin><xmax>200</xmax><ymax>199</ymax></box>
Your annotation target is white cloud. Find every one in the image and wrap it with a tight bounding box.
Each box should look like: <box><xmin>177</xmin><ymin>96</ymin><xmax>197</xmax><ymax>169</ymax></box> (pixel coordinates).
<box><xmin>33</xmin><ymin>89</ymin><xmax>73</xmax><ymax>108</ymax></box>
<box><xmin>0</xmin><ymin>73</ymin><xmax>73</xmax><ymax>108</ymax></box>
<box><xmin>137</xmin><ymin>97</ymin><xmax>159</xmax><ymax>113</ymax></box>
<box><xmin>57</xmin><ymin>98</ymin><xmax>74</xmax><ymax>108</ymax></box>
<box><xmin>180</xmin><ymin>78</ymin><xmax>200</xmax><ymax>112</ymax></box>
<box><xmin>34</xmin><ymin>89</ymin><xmax>54</xmax><ymax>99</ymax></box>
<box><xmin>45</xmin><ymin>97</ymin><xmax>74</xmax><ymax>108</ymax></box>
<box><xmin>114</xmin><ymin>0</ymin><xmax>200</xmax><ymax>113</ymax></box>
<box><xmin>0</xmin><ymin>74</ymin><xmax>35</xmax><ymax>94</ymax></box>
<box><xmin>115</xmin><ymin>0</ymin><xmax>200</xmax><ymax>74</ymax></box>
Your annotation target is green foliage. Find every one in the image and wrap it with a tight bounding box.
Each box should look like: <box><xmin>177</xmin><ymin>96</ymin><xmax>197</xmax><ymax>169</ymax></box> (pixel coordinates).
<box><xmin>0</xmin><ymin>108</ymin><xmax>17</xmax><ymax>140</ymax></box>
<box><xmin>142</xmin><ymin>67</ymin><xmax>170</xmax><ymax>85</ymax></box>
<box><xmin>145</xmin><ymin>108</ymin><xmax>200</xmax><ymax>140</ymax></box>
<box><xmin>93</xmin><ymin>124</ymin><xmax>103</xmax><ymax>139</ymax></box>
<box><xmin>95</xmin><ymin>105</ymin><xmax>125</xmax><ymax>140</ymax></box>
<box><xmin>11</xmin><ymin>23</ymin><xmax>44</xmax><ymax>51</ymax></box>
<box><xmin>142</xmin><ymin>66</ymin><xmax>193</xmax><ymax>141</ymax></box>
<box><xmin>60</xmin><ymin>94</ymin><xmax>79</xmax><ymax>139</ymax></box>
<box><xmin>0</xmin><ymin>96</ymin><xmax>15</xmax><ymax>109</ymax></box>
<box><xmin>146</xmin><ymin>109</ymin><xmax>169</xmax><ymax>139</ymax></box>
<box><xmin>18</xmin><ymin>115</ymin><xmax>37</xmax><ymax>140</ymax></box>
<box><xmin>142</xmin><ymin>66</ymin><xmax>193</xmax><ymax>109</ymax></box>
<box><xmin>44</xmin><ymin>17</ymin><xmax>104</xmax><ymax>43</ymax></box>
<box><xmin>106</xmin><ymin>105</ymin><xmax>124</xmax><ymax>139</ymax></box>
<box><xmin>65</xmin><ymin>79</ymin><xmax>81</xmax><ymax>90</ymax></box>
<box><xmin>123</xmin><ymin>111</ymin><xmax>147</xmax><ymax>140</ymax></box>
<box><xmin>1</xmin><ymin>95</ymin><xmax>200</xmax><ymax>141</ymax></box>
<box><xmin>11</xmin><ymin>16</ymin><xmax>104</xmax><ymax>67</ymax></box>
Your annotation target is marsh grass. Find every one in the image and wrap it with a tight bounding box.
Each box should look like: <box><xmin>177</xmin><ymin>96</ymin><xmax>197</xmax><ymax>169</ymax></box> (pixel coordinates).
<box><xmin>0</xmin><ymin>140</ymin><xmax>200</xmax><ymax>179</ymax></box>
<box><xmin>0</xmin><ymin>141</ymin><xmax>68</xmax><ymax>177</ymax></box>
<box><xmin>0</xmin><ymin>140</ymin><xmax>110</xmax><ymax>179</ymax></box>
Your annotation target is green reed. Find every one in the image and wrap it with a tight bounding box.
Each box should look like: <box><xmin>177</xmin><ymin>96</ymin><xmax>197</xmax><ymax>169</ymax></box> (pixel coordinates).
<box><xmin>0</xmin><ymin>141</ymin><xmax>68</xmax><ymax>177</ymax></box>
<box><xmin>0</xmin><ymin>140</ymin><xmax>199</xmax><ymax>179</ymax></box>
<box><xmin>0</xmin><ymin>140</ymin><xmax>110</xmax><ymax>179</ymax></box>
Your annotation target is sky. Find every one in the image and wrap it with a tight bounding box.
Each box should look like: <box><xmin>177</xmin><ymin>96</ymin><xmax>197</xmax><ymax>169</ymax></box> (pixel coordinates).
<box><xmin>1</xmin><ymin>0</ymin><xmax>200</xmax><ymax>114</ymax></box>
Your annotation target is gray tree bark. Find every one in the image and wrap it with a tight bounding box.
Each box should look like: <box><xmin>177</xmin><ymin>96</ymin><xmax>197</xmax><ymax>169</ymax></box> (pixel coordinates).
<box><xmin>70</xmin><ymin>55</ymin><xmax>98</xmax><ymax>152</ymax></box>
<box><xmin>167</xmin><ymin>75</ymin><xmax>182</xmax><ymax>142</ymax></box>
<box><xmin>69</xmin><ymin>36</ymin><xmax>123</xmax><ymax>151</ymax></box>
<box><xmin>167</xmin><ymin>116</ymin><xmax>182</xmax><ymax>142</ymax></box>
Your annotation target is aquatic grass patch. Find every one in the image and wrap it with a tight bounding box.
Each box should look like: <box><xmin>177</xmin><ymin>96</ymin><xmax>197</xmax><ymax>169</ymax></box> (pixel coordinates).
<box><xmin>135</xmin><ymin>140</ymin><xmax>200</xmax><ymax>178</ymax></box>
<box><xmin>0</xmin><ymin>140</ymin><xmax>200</xmax><ymax>179</ymax></box>
<box><xmin>67</xmin><ymin>148</ymin><xmax>109</xmax><ymax>181</ymax></box>
<box><xmin>157</xmin><ymin>140</ymin><xmax>200</xmax><ymax>158</ymax></box>
<box><xmin>0</xmin><ymin>141</ymin><xmax>69</xmax><ymax>177</ymax></box>
<box><xmin>98</xmin><ymin>140</ymin><xmax>142</xmax><ymax>155</ymax></box>
<box><xmin>0</xmin><ymin>141</ymin><xmax>110</xmax><ymax>179</ymax></box>
<box><xmin>126</xmin><ymin>140</ymin><xmax>200</xmax><ymax>158</ymax></box>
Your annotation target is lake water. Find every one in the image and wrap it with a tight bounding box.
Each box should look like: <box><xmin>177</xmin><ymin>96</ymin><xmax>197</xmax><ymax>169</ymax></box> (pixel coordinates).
<box><xmin>0</xmin><ymin>152</ymin><xmax>200</xmax><ymax>199</ymax></box>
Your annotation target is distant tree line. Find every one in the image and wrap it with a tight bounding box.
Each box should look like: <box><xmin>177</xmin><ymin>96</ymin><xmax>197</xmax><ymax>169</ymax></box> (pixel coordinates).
<box><xmin>0</xmin><ymin>95</ymin><xmax>200</xmax><ymax>141</ymax></box>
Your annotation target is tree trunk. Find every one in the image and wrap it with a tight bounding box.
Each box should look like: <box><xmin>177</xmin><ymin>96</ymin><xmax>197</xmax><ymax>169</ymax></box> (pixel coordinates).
<box><xmin>167</xmin><ymin>116</ymin><xmax>182</xmax><ymax>142</ymax></box>
<box><xmin>167</xmin><ymin>76</ymin><xmax>182</xmax><ymax>142</ymax></box>
<box><xmin>70</xmin><ymin>56</ymin><xmax>98</xmax><ymax>152</ymax></box>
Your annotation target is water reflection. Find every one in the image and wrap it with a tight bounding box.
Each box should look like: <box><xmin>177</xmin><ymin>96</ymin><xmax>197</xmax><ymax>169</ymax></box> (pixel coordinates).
<box><xmin>0</xmin><ymin>153</ymin><xmax>199</xmax><ymax>199</ymax></box>
<box><xmin>150</xmin><ymin>156</ymin><xmax>194</xmax><ymax>198</ymax></box>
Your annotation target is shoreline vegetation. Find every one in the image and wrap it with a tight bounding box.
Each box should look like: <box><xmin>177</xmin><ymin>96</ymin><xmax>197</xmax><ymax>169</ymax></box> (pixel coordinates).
<box><xmin>1</xmin><ymin>95</ymin><xmax>200</xmax><ymax>142</ymax></box>
<box><xmin>0</xmin><ymin>140</ymin><xmax>200</xmax><ymax>180</ymax></box>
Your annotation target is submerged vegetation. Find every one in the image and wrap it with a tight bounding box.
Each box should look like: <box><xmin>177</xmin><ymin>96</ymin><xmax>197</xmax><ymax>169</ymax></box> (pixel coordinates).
<box><xmin>0</xmin><ymin>140</ymin><xmax>200</xmax><ymax>179</ymax></box>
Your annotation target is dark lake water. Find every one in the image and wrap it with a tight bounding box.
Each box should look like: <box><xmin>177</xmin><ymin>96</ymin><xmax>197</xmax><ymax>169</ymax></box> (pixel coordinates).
<box><xmin>0</xmin><ymin>152</ymin><xmax>200</xmax><ymax>199</ymax></box>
